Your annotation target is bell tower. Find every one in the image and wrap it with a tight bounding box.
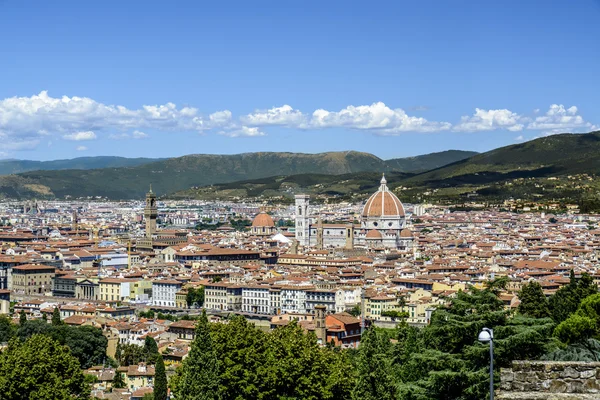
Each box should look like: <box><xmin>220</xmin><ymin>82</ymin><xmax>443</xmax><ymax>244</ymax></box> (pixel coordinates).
<box><xmin>144</xmin><ymin>185</ymin><xmax>157</xmax><ymax>238</ymax></box>
<box><xmin>294</xmin><ymin>194</ymin><xmax>310</xmax><ymax>247</ymax></box>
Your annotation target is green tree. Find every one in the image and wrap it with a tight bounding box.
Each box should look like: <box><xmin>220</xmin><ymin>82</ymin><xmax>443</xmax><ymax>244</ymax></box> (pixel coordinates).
<box><xmin>0</xmin><ymin>335</ymin><xmax>89</xmax><ymax>400</ymax></box>
<box><xmin>0</xmin><ymin>315</ymin><xmax>16</xmax><ymax>343</ymax></box>
<box><xmin>112</xmin><ymin>371</ymin><xmax>126</xmax><ymax>389</ymax></box>
<box><xmin>154</xmin><ymin>354</ymin><xmax>168</xmax><ymax>400</ymax></box>
<box><xmin>349</xmin><ymin>304</ymin><xmax>361</xmax><ymax>317</ymax></box>
<box><xmin>554</xmin><ymin>314</ymin><xmax>596</xmax><ymax>345</ymax></box>
<box><xmin>176</xmin><ymin>310</ymin><xmax>221</xmax><ymax>399</ymax></box>
<box><xmin>186</xmin><ymin>287</ymin><xmax>205</xmax><ymax>308</ymax></box>
<box><xmin>52</xmin><ymin>307</ymin><xmax>62</xmax><ymax>326</ymax></box>
<box><xmin>352</xmin><ymin>326</ymin><xmax>396</xmax><ymax>400</ymax></box>
<box><xmin>144</xmin><ymin>336</ymin><xmax>159</xmax><ymax>364</ymax></box>
<box><xmin>549</xmin><ymin>271</ymin><xmax>598</xmax><ymax>323</ymax></box>
<box><xmin>19</xmin><ymin>310</ymin><xmax>26</xmax><ymax>326</ymax></box>
<box><xmin>210</xmin><ymin>315</ymin><xmax>266</xmax><ymax>399</ymax></box>
<box><xmin>518</xmin><ymin>281</ymin><xmax>550</xmax><ymax>318</ymax></box>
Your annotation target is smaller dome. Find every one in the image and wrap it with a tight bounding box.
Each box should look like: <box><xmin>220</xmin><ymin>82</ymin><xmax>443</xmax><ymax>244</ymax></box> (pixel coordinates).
<box><xmin>252</xmin><ymin>212</ymin><xmax>275</xmax><ymax>227</ymax></box>
<box><xmin>400</xmin><ymin>228</ymin><xmax>413</xmax><ymax>238</ymax></box>
<box><xmin>365</xmin><ymin>230</ymin><xmax>383</xmax><ymax>239</ymax></box>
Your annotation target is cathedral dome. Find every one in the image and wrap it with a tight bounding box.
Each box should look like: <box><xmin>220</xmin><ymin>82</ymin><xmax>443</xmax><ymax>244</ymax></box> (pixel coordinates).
<box><xmin>365</xmin><ymin>229</ymin><xmax>383</xmax><ymax>239</ymax></box>
<box><xmin>400</xmin><ymin>228</ymin><xmax>413</xmax><ymax>238</ymax></box>
<box><xmin>361</xmin><ymin>174</ymin><xmax>405</xmax><ymax>218</ymax></box>
<box><xmin>252</xmin><ymin>212</ymin><xmax>275</xmax><ymax>227</ymax></box>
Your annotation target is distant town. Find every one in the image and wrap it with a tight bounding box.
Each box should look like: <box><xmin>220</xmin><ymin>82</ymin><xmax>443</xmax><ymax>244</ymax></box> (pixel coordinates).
<box><xmin>2</xmin><ymin>173</ymin><xmax>599</xmax><ymax>398</ymax></box>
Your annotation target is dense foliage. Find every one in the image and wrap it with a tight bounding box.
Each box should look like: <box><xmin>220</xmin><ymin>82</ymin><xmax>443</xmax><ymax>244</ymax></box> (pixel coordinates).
<box><xmin>0</xmin><ymin>318</ymin><xmax>108</xmax><ymax>369</ymax></box>
<box><xmin>0</xmin><ymin>335</ymin><xmax>89</xmax><ymax>399</ymax></box>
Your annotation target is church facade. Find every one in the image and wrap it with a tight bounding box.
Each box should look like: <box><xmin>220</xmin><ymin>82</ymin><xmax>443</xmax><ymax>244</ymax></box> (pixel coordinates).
<box><xmin>294</xmin><ymin>175</ymin><xmax>413</xmax><ymax>250</ymax></box>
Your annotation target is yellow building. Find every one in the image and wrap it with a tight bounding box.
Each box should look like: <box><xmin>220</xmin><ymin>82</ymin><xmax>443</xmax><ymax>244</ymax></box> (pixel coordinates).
<box><xmin>98</xmin><ymin>278</ymin><xmax>135</xmax><ymax>303</ymax></box>
<box><xmin>176</xmin><ymin>289</ymin><xmax>188</xmax><ymax>308</ymax></box>
<box><xmin>365</xmin><ymin>294</ymin><xmax>402</xmax><ymax>320</ymax></box>
<box><xmin>129</xmin><ymin>279</ymin><xmax>153</xmax><ymax>302</ymax></box>
<box><xmin>117</xmin><ymin>363</ymin><xmax>155</xmax><ymax>391</ymax></box>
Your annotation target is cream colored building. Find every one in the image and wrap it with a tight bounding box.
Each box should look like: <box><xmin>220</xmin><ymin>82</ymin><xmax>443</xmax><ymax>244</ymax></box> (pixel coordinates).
<box><xmin>11</xmin><ymin>264</ymin><xmax>55</xmax><ymax>295</ymax></box>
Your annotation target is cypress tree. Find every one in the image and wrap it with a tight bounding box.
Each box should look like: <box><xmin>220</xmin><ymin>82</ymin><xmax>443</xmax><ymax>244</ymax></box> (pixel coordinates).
<box><xmin>144</xmin><ymin>336</ymin><xmax>159</xmax><ymax>363</ymax></box>
<box><xmin>19</xmin><ymin>310</ymin><xmax>26</xmax><ymax>326</ymax></box>
<box><xmin>176</xmin><ymin>310</ymin><xmax>220</xmax><ymax>399</ymax></box>
<box><xmin>51</xmin><ymin>307</ymin><xmax>62</xmax><ymax>326</ymax></box>
<box><xmin>154</xmin><ymin>354</ymin><xmax>168</xmax><ymax>400</ymax></box>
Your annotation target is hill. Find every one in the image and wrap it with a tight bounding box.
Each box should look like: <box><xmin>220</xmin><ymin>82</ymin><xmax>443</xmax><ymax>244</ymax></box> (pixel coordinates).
<box><xmin>0</xmin><ymin>150</ymin><xmax>475</xmax><ymax>200</ymax></box>
<box><xmin>0</xmin><ymin>156</ymin><xmax>160</xmax><ymax>175</ymax></box>
<box><xmin>384</xmin><ymin>150</ymin><xmax>477</xmax><ymax>172</ymax></box>
<box><xmin>168</xmin><ymin>171</ymin><xmax>414</xmax><ymax>202</ymax></box>
<box><xmin>407</xmin><ymin>132</ymin><xmax>600</xmax><ymax>186</ymax></box>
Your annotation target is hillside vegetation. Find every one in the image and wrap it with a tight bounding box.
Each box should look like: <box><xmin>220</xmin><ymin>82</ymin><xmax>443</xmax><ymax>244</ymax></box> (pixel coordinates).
<box><xmin>0</xmin><ymin>156</ymin><xmax>160</xmax><ymax>175</ymax></box>
<box><xmin>0</xmin><ymin>150</ymin><xmax>475</xmax><ymax>199</ymax></box>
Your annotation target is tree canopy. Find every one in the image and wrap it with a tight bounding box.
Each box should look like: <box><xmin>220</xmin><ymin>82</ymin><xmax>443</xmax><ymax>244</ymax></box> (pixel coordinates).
<box><xmin>0</xmin><ymin>335</ymin><xmax>89</xmax><ymax>400</ymax></box>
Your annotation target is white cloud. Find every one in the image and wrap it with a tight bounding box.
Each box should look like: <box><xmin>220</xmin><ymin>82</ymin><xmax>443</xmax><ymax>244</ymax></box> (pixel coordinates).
<box><xmin>0</xmin><ymin>91</ymin><xmax>216</xmax><ymax>147</ymax></box>
<box><xmin>310</xmin><ymin>102</ymin><xmax>451</xmax><ymax>134</ymax></box>
<box><xmin>527</xmin><ymin>104</ymin><xmax>597</xmax><ymax>133</ymax></box>
<box><xmin>63</xmin><ymin>131</ymin><xmax>97</xmax><ymax>141</ymax></box>
<box><xmin>514</xmin><ymin>135</ymin><xmax>525</xmax><ymax>141</ymax></box>
<box><xmin>454</xmin><ymin>108</ymin><xmax>525</xmax><ymax>132</ymax></box>
<box><xmin>76</xmin><ymin>146</ymin><xmax>87</xmax><ymax>151</ymax></box>
<box><xmin>132</xmin><ymin>130</ymin><xmax>148</xmax><ymax>139</ymax></box>
<box><xmin>109</xmin><ymin>130</ymin><xmax>149</xmax><ymax>140</ymax></box>
<box><xmin>219</xmin><ymin>126</ymin><xmax>266</xmax><ymax>137</ymax></box>
<box><xmin>209</xmin><ymin>110</ymin><xmax>233</xmax><ymax>125</ymax></box>
<box><xmin>0</xmin><ymin>91</ymin><xmax>598</xmax><ymax>153</ymax></box>
<box><xmin>242</xmin><ymin>105</ymin><xmax>307</xmax><ymax>127</ymax></box>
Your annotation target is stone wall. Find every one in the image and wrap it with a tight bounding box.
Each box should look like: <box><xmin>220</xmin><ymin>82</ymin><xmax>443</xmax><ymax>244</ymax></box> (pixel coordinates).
<box><xmin>497</xmin><ymin>360</ymin><xmax>600</xmax><ymax>399</ymax></box>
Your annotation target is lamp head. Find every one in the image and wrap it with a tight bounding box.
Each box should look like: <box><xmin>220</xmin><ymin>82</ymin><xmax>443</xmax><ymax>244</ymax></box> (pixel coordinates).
<box><xmin>478</xmin><ymin>328</ymin><xmax>493</xmax><ymax>342</ymax></box>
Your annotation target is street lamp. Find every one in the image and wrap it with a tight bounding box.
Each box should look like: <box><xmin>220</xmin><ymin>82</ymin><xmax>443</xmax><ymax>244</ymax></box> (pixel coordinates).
<box><xmin>478</xmin><ymin>327</ymin><xmax>494</xmax><ymax>400</ymax></box>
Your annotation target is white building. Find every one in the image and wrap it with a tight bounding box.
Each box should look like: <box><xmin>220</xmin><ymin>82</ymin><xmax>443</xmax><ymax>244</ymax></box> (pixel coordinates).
<box><xmin>335</xmin><ymin>286</ymin><xmax>363</xmax><ymax>313</ymax></box>
<box><xmin>241</xmin><ymin>284</ymin><xmax>271</xmax><ymax>314</ymax></box>
<box><xmin>151</xmin><ymin>279</ymin><xmax>182</xmax><ymax>307</ymax></box>
<box><xmin>280</xmin><ymin>286</ymin><xmax>309</xmax><ymax>314</ymax></box>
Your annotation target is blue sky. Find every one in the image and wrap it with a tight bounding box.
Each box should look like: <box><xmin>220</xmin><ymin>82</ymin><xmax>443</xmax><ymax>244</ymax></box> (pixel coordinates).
<box><xmin>0</xmin><ymin>0</ymin><xmax>599</xmax><ymax>160</ymax></box>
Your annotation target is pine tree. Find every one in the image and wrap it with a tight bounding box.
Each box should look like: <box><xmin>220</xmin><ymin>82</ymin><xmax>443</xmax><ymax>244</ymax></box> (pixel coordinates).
<box><xmin>19</xmin><ymin>310</ymin><xmax>26</xmax><ymax>326</ymax></box>
<box><xmin>51</xmin><ymin>307</ymin><xmax>62</xmax><ymax>326</ymax></box>
<box><xmin>351</xmin><ymin>326</ymin><xmax>396</xmax><ymax>400</ymax></box>
<box><xmin>154</xmin><ymin>354</ymin><xmax>168</xmax><ymax>400</ymax></box>
<box><xmin>176</xmin><ymin>310</ymin><xmax>220</xmax><ymax>400</ymax></box>
<box><xmin>518</xmin><ymin>281</ymin><xmax>550</xmax><ymax>318</ymax></box>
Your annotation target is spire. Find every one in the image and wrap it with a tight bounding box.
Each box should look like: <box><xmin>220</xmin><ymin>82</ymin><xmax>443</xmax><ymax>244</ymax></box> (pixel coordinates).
<box><xmin>379</xmin><ymin>173</ymin><xmax>388</xmax><ymax>191</ymax></box>
<box><xmin>149</xmin><ymin>184</ymin><xmax>153</xmax><ymax>193</ymax></box>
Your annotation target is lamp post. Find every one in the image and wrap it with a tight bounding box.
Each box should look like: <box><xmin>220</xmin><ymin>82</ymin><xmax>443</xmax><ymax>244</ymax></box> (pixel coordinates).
<box><xmin>478</xmin><ymin>327</ymin><xmax>494</xmax><ymax>400</ymax></box>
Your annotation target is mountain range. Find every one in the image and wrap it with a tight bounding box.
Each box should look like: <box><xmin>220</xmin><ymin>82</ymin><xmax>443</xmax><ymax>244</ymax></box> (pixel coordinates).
<box><xmin>2</xmin><ymin>131</ymin><xmax>600</xmax><ymax>202</ymax></box>
<box><xmin>0</xmin><ymin>150</ymin><xmax>476</xmax><ymax>199</ymax></box>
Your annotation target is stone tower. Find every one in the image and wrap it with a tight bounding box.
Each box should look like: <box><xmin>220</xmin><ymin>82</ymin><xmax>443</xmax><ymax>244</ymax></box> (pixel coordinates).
<box><xmin>71</xmin><ymin>209</ymin><xmax>78</xmax><ymax>231</ymax></box>
<box><xmin>144</xmin><ymin>185</ymin><xmax>157</xmax><ymax>238</ymax></box>
<box><xmin>294</xmin><ymin>194</ymin><xmax>310</xmax><ymax>247</ymax></box>
<box><xmin>314</xmin><ymin>305</ymin><xmax>327</xmax><ymax>344</ymax></box>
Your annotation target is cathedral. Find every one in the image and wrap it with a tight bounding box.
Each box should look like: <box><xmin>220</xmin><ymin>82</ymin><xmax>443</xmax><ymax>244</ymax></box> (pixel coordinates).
<box><xmin>294</xmin><ymin>174</ymin><xmax>413</xmax><ymax>250</ymax></box>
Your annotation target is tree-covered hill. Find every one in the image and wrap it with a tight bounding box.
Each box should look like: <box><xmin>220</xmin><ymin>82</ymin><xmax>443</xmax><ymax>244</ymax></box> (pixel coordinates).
<box><xmin>0</xmin><ymin>150</ymin><xmax>475</xmax><ymax>199</ymax></box>
<box><xmin>0</xmin><ymin>156</ymin><xmax>161</xmax><ymax>175</ymax></box>
<box><xmin>406</xmin><ymin>131</ymin><xmax>600</xmax><ymax>187</ymax></box>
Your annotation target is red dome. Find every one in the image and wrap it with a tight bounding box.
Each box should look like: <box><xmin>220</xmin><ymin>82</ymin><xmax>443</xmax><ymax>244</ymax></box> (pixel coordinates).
<box><xmin>252</xmin><ymin>212</ymin><xmax>275</xmax><ymax>227</ymax></box>
<box><xmin>362</xmin><ymin>175</ymin><xmax>405</xmax><ymax>218</ymax></box>
<box><xmin>365</xmin><ymin>230</ymin><xmax>383</xmax><ymax>239</ymax></box>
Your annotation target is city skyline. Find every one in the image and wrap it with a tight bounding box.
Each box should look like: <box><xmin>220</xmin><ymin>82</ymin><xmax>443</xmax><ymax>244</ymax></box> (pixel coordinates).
<box><xmin>1</xmin><ymin>0</ymin><xmax>599</xmax><ymax>160</ymax></box>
